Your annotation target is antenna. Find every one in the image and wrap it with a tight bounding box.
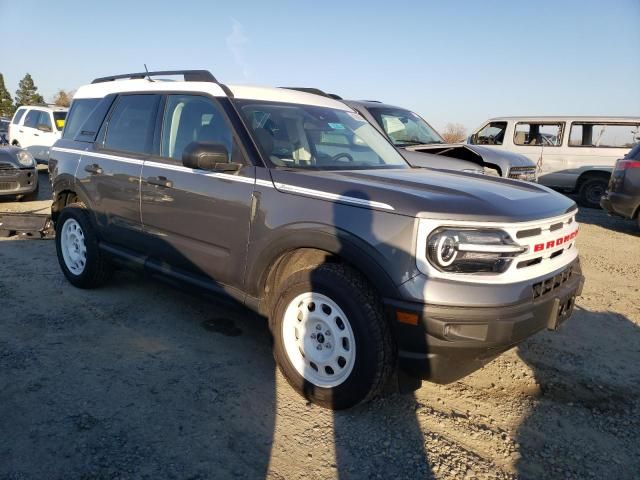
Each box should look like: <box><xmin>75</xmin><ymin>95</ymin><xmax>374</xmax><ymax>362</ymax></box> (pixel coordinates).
<box><xmin>143</xmin><ymin>64</ymin><xmax>154</xmax><ymax>82</ymax></box>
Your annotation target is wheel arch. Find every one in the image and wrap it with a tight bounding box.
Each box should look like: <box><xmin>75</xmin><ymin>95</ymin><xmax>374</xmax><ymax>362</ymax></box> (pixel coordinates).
<box><xmin>576</xmin><ymin>169</ymin><xmax>611</xmax><ymax>190</ymax></box>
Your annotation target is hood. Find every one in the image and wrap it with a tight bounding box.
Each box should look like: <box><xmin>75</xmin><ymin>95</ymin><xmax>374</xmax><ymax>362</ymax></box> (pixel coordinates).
<box><xmin>407</xmin><ymin>143</ymin><xmax>535</xmax><ymax>174</ymax></box>
<box><xmin>270</xmin><ymin>167</ymin><xmax>575</xmax><ymax>223</ymax></box>
<box><xmin>0</xmin><ymin>146</ymin><xmax>30</xmax><ymax>167</ymax></box>
<box><xmin>400</xmin><ymin>149</ymin><xmax>484</xmax><ymax>174</ymax></box>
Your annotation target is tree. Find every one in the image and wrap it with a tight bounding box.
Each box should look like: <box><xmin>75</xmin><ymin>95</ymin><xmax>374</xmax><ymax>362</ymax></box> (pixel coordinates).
<box><xmin>0</xmin><ymin>74</ymin><xmax>14</xmax><ymax>117</ymax></box>
<box><xmin>441</xmin><ymin>123</ymin><xmax>467</xmax><ymax>144</ymax></box>
<box><xmin>52</xmin><ymin>89</ymin><xmax>73</xmax><ymax>107</ymax></box>
<box><xmin>15</xmin><ymin>73</ymin><xmax>44</xmax><ymax>107</ymax></box>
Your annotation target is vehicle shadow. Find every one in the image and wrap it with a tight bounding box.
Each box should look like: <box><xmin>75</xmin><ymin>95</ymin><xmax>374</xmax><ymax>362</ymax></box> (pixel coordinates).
<box><xmin>575</xmin><ymin>206</ymin><xmax>639</xmax><ymax>237</ymax></box>
<box><xmin>514</xmin><ymin>306</ymin><xmax>640</xmax><ymax>479</ymax></box>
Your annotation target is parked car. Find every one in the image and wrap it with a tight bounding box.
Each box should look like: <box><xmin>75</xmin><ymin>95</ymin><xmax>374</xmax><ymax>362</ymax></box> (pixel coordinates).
<box><xmin>601</xmin><ymin>143</ymin><xmax>640</xmax><ymax>229</ymax></box>
<box><xmin>8</xmin><ymin>105</ymin><xmax>68</xmax><ymax>163</ymax></box>
<box><xmin>50</xmin><ymin>70</ymin><xmax>584</xmax><ymax>410</ymax></box>
<box><xmin>286</xmin><ymin>90</ymin><xmax>538</xmax><ymax>181</ymax></box>
<box><xmin>468</xmin><ymin>116</ymin><xmax>640</xmax><ymax>208</ymax></box>
<box><xmin>0</xmin><ymin>146</ymin><xmax>39</xmax><ymax>201</ymax></box>
<box><xmin>0</xmin><ymin>118</ymin><xmax>9</xmax><ymax>145</ymax></box>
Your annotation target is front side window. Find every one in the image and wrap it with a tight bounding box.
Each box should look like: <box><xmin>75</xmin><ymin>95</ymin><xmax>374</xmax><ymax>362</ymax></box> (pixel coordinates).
<box><xmin>514</xmin><ymin>123</ymin><xmax>563</xmax><ymax>146</ymax></box>
<box><xmin>12</xmin><ymin>108</ymin><xmax>26</xmax><ymax>125</ymax></box>
<box><xmin>237</xmin><ymin>101</ymin><xmax>408</xmax><ymax>170</ymax></box>
<box><xmin>569</xmin><ymin>123</ymin><xmax>640</xmax><ymax>148</ymax></box>
<box><xmin>63</xmin><ymin>99</ymin><xmax>100</xmax><ymax>139</ymax></box>
<box><xmin>471</xmin><ymin>122</ymin><xmax>507</xmax><ymax>145</ymax></box>
<box><xmin>103</xmin><ymin>95</ymin><xmax>160</xmax><ymax>154</ymax></box>
<box><xmin>161</xmin><ymin>95</ymin><xmax>233</xmax><ymax>161</ymax></box>
<box><xmin>368</xmin><ymin>107</ymin><xmax>444</xmax><ymax>146</ymax></box>
<box><xmin>23</xmin><ymin>110</ymin><xmax>40</xmax><ymax>128</ymax></box>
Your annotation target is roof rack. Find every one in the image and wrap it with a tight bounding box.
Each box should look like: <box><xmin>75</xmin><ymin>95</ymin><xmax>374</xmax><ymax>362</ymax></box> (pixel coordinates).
<box><xmin>281</xmin><ymin>87</ymin><xmax>343</xmax><ymax>100</ymax></box>
<box><xmin>91</xmin><ymin>70</ymin><xmax>218</xmax><ymax>84</ymax></box>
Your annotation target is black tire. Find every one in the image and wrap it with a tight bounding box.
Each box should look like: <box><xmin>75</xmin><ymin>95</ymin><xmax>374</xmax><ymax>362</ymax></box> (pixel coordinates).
<box><xmin>578</xmin><ymin>177</ymin><xmax>608</xmax><ymax>209</ymax></box>
<box><xmin>55</xmin><ymin>203</ymin><xmax>112</xmax><ymax>288</ymax></box>
<box><xmin>271</xmin><ymin>263</ymin><xmax>395</xmax><ymax>410</ymax></box>
<box><xmin>0</xmin><ymin>229</ymin><xmax>13</xmax><ymax>238</ymax></box>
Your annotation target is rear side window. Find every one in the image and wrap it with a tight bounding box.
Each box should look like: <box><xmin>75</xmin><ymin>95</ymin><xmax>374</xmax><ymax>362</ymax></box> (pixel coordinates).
<box><xmin>53</xmin><ymin>111</ymin><xmax>67</xmax><ymax>131</ymax></box>
<box><xmin>569</xmin><ymin>123</ymin><xmax>640</xmax><ymax>148</ymax></box>
<box><xmin>471</xmin><ymin>122</ymin><xmax>507</xmax><ymax>145</ymax></box>
<box><xmin>625</xmin><ymin>143</ymin><xmax>640</xmax><ymax>160</ymax></box>
<box><xmin>63</xmin><ymin>99</ymin><xmax>100</xmax><ymax>139</ymax></box>
<box><xmin>37</xmin><ymin>111</ymin><xmax>52</xmax><ymax>130</ymax></box>
<box><xmin>514</xmin><ymin>123</ymin><xmax>563</xmax><ymax>146</ymax></box>
<box><xmin>23</xmin><ymin>110</ymin><xmax>39</xmax><ymax>128</ymax></box>
<box><xmin>103</xmin><ymin>95</ymin><xmax>160</xmax><ymax>154</ymax></box>
<box><xmin>12</xmin><ymin>108</ymin><xmax>26</xmax><ymax>125</ymax></box>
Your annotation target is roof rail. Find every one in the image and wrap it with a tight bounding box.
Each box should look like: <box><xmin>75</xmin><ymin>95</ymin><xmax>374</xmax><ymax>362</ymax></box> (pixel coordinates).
<box><xmin>281</xmin><ymin>87</ymin><xmax>343</xmax><ymax>100</ymax></box>
<box><xmin>91</xmin><ymin>70</ymin><xmax>218</xmax><ymax>84</ymax></box>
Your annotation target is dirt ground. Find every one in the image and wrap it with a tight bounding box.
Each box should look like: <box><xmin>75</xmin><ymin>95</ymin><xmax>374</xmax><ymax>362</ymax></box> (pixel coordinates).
<box><xmin>0</xmin><ymin>178</ymin><xmax>638</xmax><ymax>479</ymax></box>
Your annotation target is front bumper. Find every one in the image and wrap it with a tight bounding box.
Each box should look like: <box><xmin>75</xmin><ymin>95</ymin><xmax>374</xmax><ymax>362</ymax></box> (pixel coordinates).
<box><xmin>385</xmin><ymin>260</ymin><xmax>584</xmax><ymax>384</ymax></box>
<box><xmin>0</xmin><ymin>168</ymin><xmax>38</xmax><ymax>196</ymax></box>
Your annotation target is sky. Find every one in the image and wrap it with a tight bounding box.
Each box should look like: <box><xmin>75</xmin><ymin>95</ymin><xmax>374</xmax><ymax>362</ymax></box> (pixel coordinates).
<box><xmin>2</xmin><ymin>0</ymin><xmax>639</xmax><ymax>133</ymax></box>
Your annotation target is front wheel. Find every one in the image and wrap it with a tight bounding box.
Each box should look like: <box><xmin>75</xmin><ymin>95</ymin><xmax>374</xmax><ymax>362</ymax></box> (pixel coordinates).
<box><xmin>578</xmin><ymin>177</ymin><xmax>608</xmax><ymax>209</ymax></box>
<box><xmin>55</xmin><ymin>203</ymin><xmax>112</xmax><ymax>288</ymax></box>
<box><xmin>271</xmin><ymin>263</ymin><xmax>395</xmax><ymax>409</ymax></box>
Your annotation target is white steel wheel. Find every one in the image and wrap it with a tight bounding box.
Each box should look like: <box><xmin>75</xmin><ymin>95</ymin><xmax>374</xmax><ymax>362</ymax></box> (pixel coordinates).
<box><xmin>60</xmin><ymin>218</ymin><xmax>87</xmax><ymax>275</ymax></box>
<box><xmin>281</xmin><ymin>292</ymin><xmax>356</xmax><ymax>388</ymax></box>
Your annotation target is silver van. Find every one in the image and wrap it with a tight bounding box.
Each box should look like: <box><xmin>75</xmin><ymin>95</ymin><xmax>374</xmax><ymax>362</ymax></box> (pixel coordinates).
<box><xmin>468</xmin><ymin>116</ymin><xmax>640</xmax><ymax>208</ymax></box>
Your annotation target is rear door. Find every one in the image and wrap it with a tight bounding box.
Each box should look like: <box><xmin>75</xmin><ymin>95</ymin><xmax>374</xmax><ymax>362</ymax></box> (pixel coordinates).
<box><xmin>140</xmin><ymin>93</ymin><xmax>255</xmax><ymax>289</ymax></box>
<box><xmin>76</xmin><ymin>93</ymin><xmax>161</xmax><ymax>249</ymax></box>
<box><xmin>30</xmin><ymin>111</ymin><xmax>59</xmax><ymax>161</ymax></box>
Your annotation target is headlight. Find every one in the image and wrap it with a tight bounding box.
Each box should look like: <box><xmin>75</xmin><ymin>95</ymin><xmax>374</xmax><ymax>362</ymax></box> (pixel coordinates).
<box><xmin>16</xmin><ymin>150</ymin><xmax>35</xmax><ymax>167</ymax></box>
<box><xmin>427</xmin><ymin>228</ymin><xmax>526</xmax><ymax>274</ymax></box>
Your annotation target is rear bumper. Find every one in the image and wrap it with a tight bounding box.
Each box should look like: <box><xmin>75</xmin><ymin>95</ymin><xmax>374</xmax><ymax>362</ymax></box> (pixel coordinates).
<box><xmin>0</xmin><ymin>168</ymin><xmax>38</xmax><ymax>196</ymax></box>
<box><xmin>385</xmin><ymin>260</ymin><xmax>584</xmax><ymax>384</ymax></box>
<box><xmin>601</xmin><ymin>192</ymin><xmax>638</xmax><ymax>220</ymax></box>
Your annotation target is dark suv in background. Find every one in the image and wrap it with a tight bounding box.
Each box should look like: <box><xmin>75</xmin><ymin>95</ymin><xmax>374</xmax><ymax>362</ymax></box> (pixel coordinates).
<box><xmin>50</xmin><ymin>70</ymin><xmax>583</xmax><ymax>409</ymax></box>
<box><xmin>601</xmin><ymin>143</ymin><xmax>640</xmax><ymax>229</ymax></box>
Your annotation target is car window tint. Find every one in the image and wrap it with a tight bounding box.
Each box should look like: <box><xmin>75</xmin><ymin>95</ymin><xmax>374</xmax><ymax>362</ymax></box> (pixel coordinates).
<box><xmin>472</xmin><ymin>122</ymin><xmax>507</xmax><ymax>145</ymax></box>
<box><xmin>38</xmin><ymin>111</ymin><xmax>52</xmax><ymax>130</ymax></box>
<box><xmin>569</xmin><ymin>123</ymin><xmax>640</xmax><ymax>148</ymax></box>
<box><xmin>12</xmin><ymin>108</ymin><xmax>26</xmax><ymax>124</ymax></box>
<box><xmin>514</xmin><ymin>123</ymin><xmax>563</xmax><ymax>146</ymax></box>
<box><xmin>161</xmin><ymin>95</ymin><xmax>233</xmax><ymax>161</ymax></box>
<box><xmin>63</xmin><ymin>99</ymin><xmax>100</xmax><ymax>139</ymax></box>
<box><xmin>104</xmin><ymin>95</ymin><xmax>160</xmax><ymax>154</ymax></box>
<box><xmin>625</xmin><ymin>143</ymin><xmax>640</xmax><ymax>159</ymax></box>
<box><xmin>23</xmin><ymin>110</ymin><xmax>39</xmax><ymax>128</ymax></box>
<box><xmin>53</xmin><ymin>111</ymin><xmax>67</xmax><ymax>131</ymax></box>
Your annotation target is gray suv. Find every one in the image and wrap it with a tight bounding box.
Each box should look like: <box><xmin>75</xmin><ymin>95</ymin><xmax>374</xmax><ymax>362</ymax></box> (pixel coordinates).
<box><xmin>50</xmin><ymin>70</ymin><xmax>584</xmax><ymax>409</ymax></box>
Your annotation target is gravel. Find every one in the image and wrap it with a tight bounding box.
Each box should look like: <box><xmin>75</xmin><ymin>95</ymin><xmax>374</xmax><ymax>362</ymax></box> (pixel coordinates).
<box><xmin>0</xmin><ymin>205</ymin><xmax>638</xmax><ymax>479</ymax></box>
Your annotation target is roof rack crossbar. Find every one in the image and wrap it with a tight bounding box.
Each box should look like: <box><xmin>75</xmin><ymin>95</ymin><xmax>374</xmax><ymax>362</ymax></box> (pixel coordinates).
<box><xmin>281</xmin><ymin>87</ymin><xmax>343</xmax><ymax>100</ymax></box>
<box><xmin>91</xmin><ymin>70</ymin><xmax>217</xmax><ymax>84</ymax></box>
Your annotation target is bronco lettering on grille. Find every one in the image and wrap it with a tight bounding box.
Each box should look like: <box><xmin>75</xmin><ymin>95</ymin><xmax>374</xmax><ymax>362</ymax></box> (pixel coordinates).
<box><xmin>532</xmin><ymin>229</ymin><xmax>579</xmax><ymax>253</ymax></box>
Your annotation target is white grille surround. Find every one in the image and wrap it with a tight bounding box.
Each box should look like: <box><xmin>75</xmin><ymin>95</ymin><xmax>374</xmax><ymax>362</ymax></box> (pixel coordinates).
<box><xmin>415</xmin><ymin>210</ymin><xmax>579</xmax><ymax>285</ymax></box>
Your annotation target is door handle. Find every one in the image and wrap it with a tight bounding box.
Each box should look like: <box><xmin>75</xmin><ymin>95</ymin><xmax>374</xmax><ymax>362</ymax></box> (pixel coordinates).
<box><xmin>34</xmin><ymin>133</ymin><xmax>39</xmax><ymax>137</ymax></box>
<box><xmin>146</xmin><ymin>176</ymin><xmax>173</xmax><ymax>188</ymax></box>
<box><xmin>84</xmin><ymin>163</ymin><xmax>103</xmax><ymax>175</ymax></box>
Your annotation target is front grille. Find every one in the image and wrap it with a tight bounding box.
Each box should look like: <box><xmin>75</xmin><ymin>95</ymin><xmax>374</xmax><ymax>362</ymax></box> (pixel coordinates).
<box><xmin>532</xmin><ymin>264</ymin><xmax>574</xmax><ymax>299</ymax></box>
<box><xmin>0</xmin><ymin>162</ymin><xmax>18</xmax><ymax>176</ymax></box>
<box><xmin>508</xmin><ymin>166</ymin><xmax>537</xmax><ymax>180</ymax></box>
<box><xmin>0</xmin><ymin>181</ymin><xmax>18</xmax><ymax>191</ymax></box>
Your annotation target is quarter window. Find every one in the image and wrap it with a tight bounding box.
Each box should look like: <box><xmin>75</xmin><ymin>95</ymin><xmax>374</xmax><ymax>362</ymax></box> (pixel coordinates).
<box><xmin>161</xmin><ymin>95</ymin><xmax>233</xmax><ymax>161</ymax></box>
<box><xmin>63</xmin><ymin>99</ymin><xmax>100</xmax><ymax>139</ymax></box>
<box><xmin>569</xmin><ymin>123</ymin><xmax>640</xmax><ymax>148</ymax></box>
<box><xmin>104</xmin><ymin>95</ymin><xmax>160</xmax><ymax>154</ymax></box>
<box><xmin>472</xmin><ymin>122</ymin><xmax>507</xmax><ymax>145</ymax></box>
<box><xmin>514</xmin><ymin>123</ymin><xmax>563</xmax><ymax>146</ymax></box>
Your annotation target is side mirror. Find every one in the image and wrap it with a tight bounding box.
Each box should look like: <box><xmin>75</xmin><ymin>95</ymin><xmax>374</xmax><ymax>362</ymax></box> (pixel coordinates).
<box><xmin>36</xmin><ymin>123</ymin><xmax>52</xmax><ymax>132</ymax></box>
<box><xmin>182</xmin><ymin>142</ymin><xmax>240</xmax><ymax>172</ymax></box>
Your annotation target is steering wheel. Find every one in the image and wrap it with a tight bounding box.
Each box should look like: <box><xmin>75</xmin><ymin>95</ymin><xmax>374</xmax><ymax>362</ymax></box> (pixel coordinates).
<box><xmin>330</xmin><ymin>152</ymin><xmax>355</xmax><ymax>163</ymax></box>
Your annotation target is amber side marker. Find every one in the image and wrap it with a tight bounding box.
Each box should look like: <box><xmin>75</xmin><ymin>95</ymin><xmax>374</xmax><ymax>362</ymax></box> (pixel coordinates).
<box><xmin>396</xmin><ymin>311</ymin><xmax>419</xmax><ymax>325</ymax></box>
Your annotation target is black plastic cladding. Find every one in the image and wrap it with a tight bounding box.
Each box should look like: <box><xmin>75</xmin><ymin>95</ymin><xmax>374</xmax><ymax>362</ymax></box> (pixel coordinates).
<box><xmin>91</xmin><ymin>70</ymin><xmax>218</xmax><ymax>84</ymax></box>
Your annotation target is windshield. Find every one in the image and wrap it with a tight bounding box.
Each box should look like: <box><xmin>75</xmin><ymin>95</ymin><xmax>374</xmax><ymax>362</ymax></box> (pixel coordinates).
<box><xmin>236</xmin><ymin>100</ymin><xmax>409</xmax><ymax>170</ymax></box>
<box><xmin>369</xmin><ymin>107</ymin><xmax>444</xmax><ymax>146</ymax></box>
<box><xmin>53</xmin><ymin>111</ymin><xmax>67</xmax><ymax>131</ymax></box>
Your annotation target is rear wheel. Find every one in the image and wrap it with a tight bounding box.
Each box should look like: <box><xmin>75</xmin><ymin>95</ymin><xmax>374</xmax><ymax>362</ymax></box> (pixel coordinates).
<box><xmin>578</xmin><ymin>177</ymin><xmax>608</xmax><ymax>209</ymax></box>
<box><xmin>271</xmin><ymin>263</ymin><xmax>395</xmax><ymax>410</ymax></box>
<box><xmin>55</xmin><ymin>203</ymin><xmax>112</xmax><ymax>288</ymax></box>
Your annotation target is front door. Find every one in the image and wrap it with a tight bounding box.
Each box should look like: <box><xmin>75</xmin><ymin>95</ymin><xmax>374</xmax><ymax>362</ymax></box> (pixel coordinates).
<box><xmin>140</xmin><ymin>94</ymin><xmax>254</xmax><ymax>289</ymax></box>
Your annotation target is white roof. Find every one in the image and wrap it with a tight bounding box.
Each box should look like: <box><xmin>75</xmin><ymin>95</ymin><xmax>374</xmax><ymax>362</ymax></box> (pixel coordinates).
<box><xmin>487</xmin><ymin>115</ymin><xmax>640</xmax><ymax>123</ymax></box>
<box><xmin>73</xmin><ymin>79</ymin><xmax>351</xmax><ymax>110</ymax></box>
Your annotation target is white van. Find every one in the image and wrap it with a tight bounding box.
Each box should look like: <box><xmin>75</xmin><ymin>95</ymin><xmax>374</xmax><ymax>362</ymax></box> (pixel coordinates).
<box><xmin>8</xmin><ymin>105</ymin><xmax>68</xmax><ymax>164</ymax></box>
<box><xmin>468</xmin><ymin>116</ymin><xmax>640</xmax><ymax>208</ymax></box>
